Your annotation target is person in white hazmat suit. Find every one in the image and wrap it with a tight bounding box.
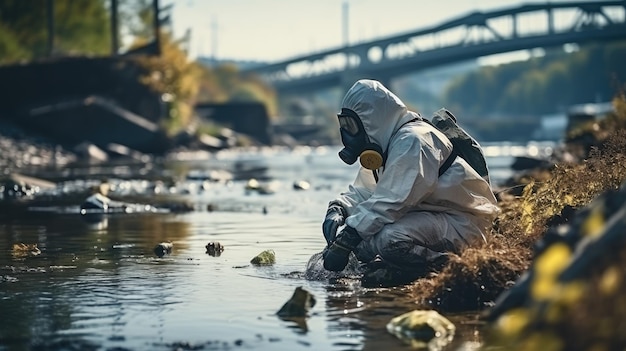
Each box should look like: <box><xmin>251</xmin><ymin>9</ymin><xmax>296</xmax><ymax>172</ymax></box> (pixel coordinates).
<box><xmin>322</xmin><ymin>79</ymin><xmax>500</xmax><ymax>287</ymax></box>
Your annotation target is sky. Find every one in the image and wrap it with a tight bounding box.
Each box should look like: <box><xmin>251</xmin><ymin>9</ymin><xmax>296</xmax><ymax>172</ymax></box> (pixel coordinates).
<box><xmin>163</xmin><ymin>0</ymin><xmax>553</xmax><ymax>63</ymax></box>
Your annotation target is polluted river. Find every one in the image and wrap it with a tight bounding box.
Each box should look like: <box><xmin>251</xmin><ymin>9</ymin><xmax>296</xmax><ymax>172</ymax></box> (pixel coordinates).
<box><xmin>0</xmin><ymin>141</ymin><xmax>556</xmax><ymax>351</ymax></box>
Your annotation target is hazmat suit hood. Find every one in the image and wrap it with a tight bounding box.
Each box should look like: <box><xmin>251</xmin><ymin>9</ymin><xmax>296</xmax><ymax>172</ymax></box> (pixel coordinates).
<box><xmin>340</xmin><ymin>79</ymin><xmax>420</xmax><ymax>153</ymax></box>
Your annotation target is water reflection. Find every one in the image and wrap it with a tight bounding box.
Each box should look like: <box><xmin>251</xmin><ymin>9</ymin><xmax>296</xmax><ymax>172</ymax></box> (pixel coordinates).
<box><xmin>0</xmin><ymin>143</ymin><xmax>554</xmax><ymax>350</ymax></box>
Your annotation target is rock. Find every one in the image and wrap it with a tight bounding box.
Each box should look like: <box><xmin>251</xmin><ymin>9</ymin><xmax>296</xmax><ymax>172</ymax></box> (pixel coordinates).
<box><xmin>276</xmin><ymin>287</ymin><xmax>316</xmax><ymax>317</ymax></box>
<box><xmin>245</xmin><ymin>178</ymin><xmax>260</xmax><ymax>191</ymax></box>
<box><xmin>244</xmin><ymin>178</ymin><xmax>276</xmax><ymax>195</ymax></box>
<box><xmin>106</xmin><ymin>143</ymin><xmax>150</xmax><ymax>162</ymax></box>
<box><xmin>250</xmin><ymin>249</ymin><xmax>275</xmax><ymax>266</ymax></box>
<box><xmin>154</xmin><ymin>242</ymin><xmax>173</xmax><ymax>257</ymax></box>
<box><xmin>205</xmin><ymin>242</ymin><xmax>224</xmax><ymax>257</ymax></box>
<box><xmin>293</xmin><ymin>180</ymin><xmax>310</xmax><ymax>191</ymax></box>
<box><xmin>74</xmin><ymin>142</ymin><xmax>109</xmax><ymax>163</ymax></box>
<box><xmin>81</xmin><ymin>193</ymin><xmax>111</xmax><ymax>211</ymax></box>
<box><xmin>386</xmin><ymin>310</ymin><xmax>455</xmax><ymax>349</ymax></box>
<box><xmin>198</xmin><ymin>133</ymin><xmax>227</xmax><ymax>150</ymax></box>
<box><xmin>94</xmin><ymin>180</ymin><xmax>111</xmax><ymax>197</ymax></box>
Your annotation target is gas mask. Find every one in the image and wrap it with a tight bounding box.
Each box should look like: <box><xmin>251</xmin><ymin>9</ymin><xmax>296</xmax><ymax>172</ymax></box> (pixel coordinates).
<box><xmin>337</xmin><ymin>108</ymin><xmax>384</xmax><ymax>170</ymax></box>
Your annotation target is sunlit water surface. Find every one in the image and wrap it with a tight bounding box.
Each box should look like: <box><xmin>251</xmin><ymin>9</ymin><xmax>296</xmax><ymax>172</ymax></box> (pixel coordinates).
<box><xmin>0</xmin><ymin>142</ymin><xmax>556</xmax><ymax>351</ymax></box>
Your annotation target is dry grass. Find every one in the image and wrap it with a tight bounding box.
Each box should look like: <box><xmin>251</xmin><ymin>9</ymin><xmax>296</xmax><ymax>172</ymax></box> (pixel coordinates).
<box><xmin>411</xmin><ymin>238</ymin><xmax>529</xmax><ymax>311</ymax></box>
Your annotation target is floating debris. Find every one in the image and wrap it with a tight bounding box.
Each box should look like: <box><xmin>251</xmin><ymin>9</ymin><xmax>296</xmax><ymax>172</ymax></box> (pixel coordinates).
<box><xmin>205</xmin><ymin>242</ymin><xmax>224</xmax><ymax>257</ymax></box>
<box><xmin>293</xmin><ymin>180</ymin><xmax>310</xmax><ymax>191</ymax></box>
<box><xmin>154</xmin><ymin>242</ymin><xmax>173</xmax><ymax>257</ymax></box>
<box><xmin>250</xmin><ymin>249</ymin><xmax>275</xmax><ymax>266</ymax></box>
<box><xmin>49</xmin><ymin>265</ymin><xmax>78</xmax><ymax>271</ymax></box>
<box><xmin>245</xmin><ymin>178</ymin><xmax>261</xmax><ymax>191</ymax></box>
<box><xmin>0</xmin><ymin>275</ymin><xmax>18</xmax><ymax>283</ymax></box>
<box><xmin>244</xmin><ymin>178</ymin><xmax>277</xmax><ymax>195</ymax></box>
<box><xmin>11</xmin><ymin>243</ymin><xmax>41</xmax><ymax>258</ymax></box>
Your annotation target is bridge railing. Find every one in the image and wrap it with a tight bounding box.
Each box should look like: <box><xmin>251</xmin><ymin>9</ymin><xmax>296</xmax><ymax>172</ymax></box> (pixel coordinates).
<box><xmin>243</xmin><ymin>1</ymin><xmax>626</xmax><ymax>92</ymax></box>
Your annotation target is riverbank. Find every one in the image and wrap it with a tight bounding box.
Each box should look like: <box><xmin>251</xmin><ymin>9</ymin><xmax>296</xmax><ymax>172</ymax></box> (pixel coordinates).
<box><xmin>0</xmin><ymin>119</ymin><xmax>79</xmax><ymax>177</ymax></box>
<box><xmin>409</xmin><ymin>94</ymin><xmax>626</xmax><ymax>350</ymax></box>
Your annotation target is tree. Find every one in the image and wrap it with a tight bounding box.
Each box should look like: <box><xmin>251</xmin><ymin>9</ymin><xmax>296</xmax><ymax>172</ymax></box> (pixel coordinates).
<box><xmin>442</xmin><ymin>41</ymin><xmax>626</xmax><ymax>118</ymax></box>
<box><xmin>0</xmin><ymin>0</ymin><xmax>110</xmax><ymax>64</ymax></box>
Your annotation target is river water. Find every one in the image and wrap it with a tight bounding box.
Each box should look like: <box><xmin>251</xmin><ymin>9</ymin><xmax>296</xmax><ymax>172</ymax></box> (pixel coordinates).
<box><xmin>0</xmin><ymin>141</ymin><xmax>556</xmax><ymax>351</ymax></box>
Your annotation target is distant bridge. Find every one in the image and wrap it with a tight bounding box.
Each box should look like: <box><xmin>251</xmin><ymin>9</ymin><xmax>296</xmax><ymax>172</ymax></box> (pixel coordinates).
<box><xmin>243</xmin><ymin>1</ymin><xmax>626</xmax><ymax>94</ymax></box>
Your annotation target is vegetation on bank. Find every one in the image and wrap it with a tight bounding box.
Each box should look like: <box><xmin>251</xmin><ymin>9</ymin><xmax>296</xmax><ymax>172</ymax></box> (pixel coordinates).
<box><xmin>0</xmin><ymin>0</ymin><xmax>111</xmax><ymax>62</ymax></box>
<box><xmin>443</xmin><ymin>42</ymin><xmax>626</xmax><ymax>119</ymax></box>
<box><xmin>129</xmin><ymin>33</ymin><xmax>275</xmax><ymax>136</ymax></box>
<box><xmin>409</xmin><ymin>92</ymin><xmax>626</xmax><ymax>348</ymax></box>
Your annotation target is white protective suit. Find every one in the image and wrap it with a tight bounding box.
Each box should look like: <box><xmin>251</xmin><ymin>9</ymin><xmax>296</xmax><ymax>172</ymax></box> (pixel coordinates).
<box><xmin>330</xmin><ymin>79</ymin><xmax>500</xmax><ymax>268</ymax></box>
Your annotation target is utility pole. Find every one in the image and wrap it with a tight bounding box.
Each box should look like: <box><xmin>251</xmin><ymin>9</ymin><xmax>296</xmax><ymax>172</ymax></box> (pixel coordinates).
<box><xmin>153</xmin><ymin>0</ymin><xmax>161</xmax><ymax>55</ymax></box>
<box><xmin>342</xmin><ymin>0</ymin><xmax>349</xmax><ymax>46</ymax></box>
<box><xmin>211</xmin><ymin>16</ymin><xmax>218</xmax><ymax>61</ymax></box>
<box><xmin>111</xmin><ymin>0</ymin><xmax>119</xmax><ymax>55</ymax></box>
<box><xmin>47</xmin><ymin>0</ymin><xmax>55</xmax><ymax>57</ymax></box>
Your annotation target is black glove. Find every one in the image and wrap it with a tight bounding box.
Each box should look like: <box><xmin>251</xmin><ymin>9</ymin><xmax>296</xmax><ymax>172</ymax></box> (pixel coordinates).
<box><xmin>323</xmin><ymin>225</ymin><xmax>362</xmax><ymax>271</ymax></box>
<box><xmin>322</xmin><ymin>204</ymin><xmax>345</xmax><ymax>246</ymax></box>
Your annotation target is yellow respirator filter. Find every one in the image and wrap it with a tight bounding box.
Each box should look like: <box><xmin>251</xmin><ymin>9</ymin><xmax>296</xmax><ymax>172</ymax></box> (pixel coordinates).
<box><xmin>359</xmin><ymin>149</ymin><xmax>383</xmax><ymax>170</ymax></box>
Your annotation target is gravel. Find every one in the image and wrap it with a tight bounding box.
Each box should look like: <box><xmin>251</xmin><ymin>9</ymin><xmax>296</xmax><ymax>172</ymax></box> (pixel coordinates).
<box><xmin>0</xmin><ymin>120</ymin><xmax>77</xmax><ymax>177</ymax></box>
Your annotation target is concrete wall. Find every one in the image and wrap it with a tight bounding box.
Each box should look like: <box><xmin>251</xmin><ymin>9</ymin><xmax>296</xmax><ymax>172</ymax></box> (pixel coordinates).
<box><xmin>0</xmin><ymin>56</ymin><xmax>169</xmax><ymax>153</ymax></box>
<box><xmin>0</xmin><ymin>56</ymin><xmax>164</xmax><ymax>122</ymax></box>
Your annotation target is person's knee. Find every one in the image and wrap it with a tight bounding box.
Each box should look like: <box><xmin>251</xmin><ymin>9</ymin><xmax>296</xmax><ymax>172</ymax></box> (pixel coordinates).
<box><xmin>378</xmin><ymin>240</ymin><xmax>423</xmax><ymax>266</ymax></box>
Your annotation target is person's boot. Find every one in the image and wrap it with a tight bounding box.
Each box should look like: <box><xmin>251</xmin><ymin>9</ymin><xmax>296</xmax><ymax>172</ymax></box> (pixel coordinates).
<box><xmin>323</xmin><ymin>226</ymin><xmax>361</xmax><ymax>271</ymax></box>
<box><xmin>360</xmin><ymin>256</ymin><xmax>425</xmax><ymax>288</ymax></box>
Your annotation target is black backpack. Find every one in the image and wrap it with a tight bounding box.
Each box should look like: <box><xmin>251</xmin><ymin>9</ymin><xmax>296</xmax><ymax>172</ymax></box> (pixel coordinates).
<box><xmin>428</xmin><ymin>108</ymin><xmax>491</xmax><ymax>184</ymax></box>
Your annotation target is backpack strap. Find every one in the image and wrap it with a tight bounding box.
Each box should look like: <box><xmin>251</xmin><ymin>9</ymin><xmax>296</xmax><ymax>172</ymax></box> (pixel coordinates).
<box><xmin>422</xmin><ymin>118</ymin><xmax>456</xmax><ymax>177</ymax></box>
<box><xmin>438</xmin><ymin>147</ymin><xmax>457</xmax><ymax>177</ymax></box>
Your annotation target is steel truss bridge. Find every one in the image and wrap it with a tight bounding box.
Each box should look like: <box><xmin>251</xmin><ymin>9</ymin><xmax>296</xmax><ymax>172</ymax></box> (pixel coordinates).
<box><xmin>244</xmin><ymin>1</ymin><xmax>626</xmax><ymax>94</ymax></box>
